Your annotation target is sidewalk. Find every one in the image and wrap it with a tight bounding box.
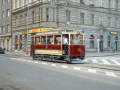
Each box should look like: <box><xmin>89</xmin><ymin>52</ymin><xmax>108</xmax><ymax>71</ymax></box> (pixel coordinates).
<box><xmin>6</xmin><ymin>50</ymin><xmax>30</xmax><ymax>57</ymax></box>
<box><xmin>86</xmin><ymin>51</ymin><xmax>120</xmax><ymax>57</ymax></box>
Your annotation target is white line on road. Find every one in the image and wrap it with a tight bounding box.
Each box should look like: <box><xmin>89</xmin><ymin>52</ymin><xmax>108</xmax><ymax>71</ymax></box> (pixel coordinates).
<box><xmin>92</xmin><ymin>59</ymin><xmax>98</xmax><ymax>63</ymax></box>
<box><xmin>51</xmin><ymin>64</ymin><xmax>57</xmax><ymax>67</ymax></box>
<box><xmin>27</xmin><ymin>60</ymin><xmax>33</xmax><ymax>63</ymax></box>
<box><xmin>34</xmin><ymin>61</ymin><xmax>39</xmax><ymax>64</ymax></box>
<box><xmin>73</xmin><ymin>67</ymin><xmax>81</xmax><ymax>71</ymax></box>
<box><xmin>105</xmin><ymin>72</ymin><xmax>117</xmax><ymax>77</ymax></box>
<box><xmin>102</xmin><ymin>59</ymin><xmax>111</xmax><ymax>65</ymax></box>
<box><xmin>88</xmin><ymin>69</ymin><xmax>97</xmax><ymax>73</ymax></box>
<box><xmin>111</xmin><ymin>60</ymin><xmax>120</xmax><ymax>65</ymax></box>
<box><xmin>41</xmin><ymin>62</ymin><xmax>47</xmax><ymax>65</ymax></box>
<box><xmin>61</xmin><ymin>65</ymin><xmax>68</xmax><ymax>69</ymax></box>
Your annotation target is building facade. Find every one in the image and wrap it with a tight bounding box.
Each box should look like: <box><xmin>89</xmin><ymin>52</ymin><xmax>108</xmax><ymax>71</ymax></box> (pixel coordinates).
<box><xmin>12</xmin><ymin>0</ymin><xmax>120</xmax><ymax>52</ymax></box>
<box><xmin>0</xmin><ymin>0</ymin><xmax>12</xmax><ymax>51</ymax></box>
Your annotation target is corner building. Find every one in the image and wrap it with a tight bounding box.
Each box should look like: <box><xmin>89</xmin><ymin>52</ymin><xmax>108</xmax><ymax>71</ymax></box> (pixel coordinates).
<box><xmin>0</xmin><ymin>0</ymin><xmax>12</xmax><ymax>51</ymax></box>
<box><xmin>12</xmin><ymin>0</ymin><xmax>120</xmax><ymax>52</ymax></box>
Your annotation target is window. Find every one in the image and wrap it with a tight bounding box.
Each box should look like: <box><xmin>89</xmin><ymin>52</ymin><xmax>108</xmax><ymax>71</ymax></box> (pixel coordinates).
<box><xmin>98</xmin><ymin>0</ymin><xmax>103</xmax><ymax>7</ymax></box>
<box><xmin>1</xmin><ymin>26</ymin><xmax>3</xmax><ymax>34</ymax></box>
<box><xmin>3</xmin><ymin>27</ymin><xmax>5</xmax><ymax>33</ymax></box>
<box><xmin>115</xmin><ymin>17</ymin><xmax>118</xmax><ymax>27</ymax></box>
<box><xmin>32</xmin><ymin>11</ymin><xmax>35</xmax><ymax>24</ymax></box>
<box><xmin>19</xmin><ymin>15</ymin><xmax>23</xmax><ymax>26</ymax></box>
<box><xmin>47</xmin><ymin>36</ymin><xmax>54</xmax><ymax>44</ymax></box>
<box><xmin>6</xmin><ymin>9</ymin><xmax>10</xmax><ymax>17</ymax></box>
<box><xmin>91</xmin><ymin>14</ymin><xmax>94</xmax><ymax>25</ymax></box>
<box><xmin>80</xmin><ymin>13</ymin><xmax>84</xmax><ymax>25</ymax></box>
<box><xmin>80</xmin><ymin>0</ymin><xmax>84</xmax><ymax>4</ymax></box>
<box><xmin>46</xmin><ymin>8</ymin><xmax>49</xmax><ymax>22</ymax></box>
<box><xmin>115</xmin><ymin>0</ymin><xmax>119</xmax><ymax>10</ymax></box>
<box><xmin>2</xmin><ymin>11</ymin><xmax>5</xmax><ymax>18</ymax></box>
<box><xmin>19</xmin><ymin>0</ymin><xmax>22</xmax><ymax>7</ymax></box>
<box><xmin>66</xmin><ymin>10</ymin><xmax>71</xmax><ymax>25</ymax></box>
<box><xmin>108</xmin><ymin>0</ymin><xmax>111</xmax><ymax>8</ymax></box>
<box><xmin>7</xmin><ymin>0</ymin><xmax>10</xmax><ymax>3</ymax></box>
<box><xmin>108</xmin><ymin>17</ymin><xmax>112</xmax><ymax>26</ymax></box>
<box><xmin>99</xmin><ymin>16</ymin><xmax>103</xmax><ymax>25</ymax></box>
<box><xmin>0</xmin><ymin>27</ymin><xmax>1</xmax><ymax>34</ymax></box>
<box><xmin>36</xmin><ymin>37</ymin><xmax>40</xmax><ymax>45</ymax></box>
<box><xmin>6</xmin><ymin>24</ymin><xmax>10</xmax><ymax>33</ymax></box>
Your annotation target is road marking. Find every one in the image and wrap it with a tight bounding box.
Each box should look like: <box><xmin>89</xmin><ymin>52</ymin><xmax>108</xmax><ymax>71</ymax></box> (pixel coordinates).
<box><xmin>102</xmin><ymin>59</ymin><xmax>111</xmax><ymax>65</ymax></box>
<box><xmin>27</xmin><ymin>60</ymin><xmax>33</xmax><ymax>63</ymax></box>
<box><xmin>41</xmin><ymin>62</ymin><xmax>47</xmax><ymax>65</ymax></box>
<box><xmin>61</xmin><ymin>65</ymin><xmax>68</xmax><ymax>69</ymax></box>
<box><xmin>105</xmin><ymin>72</ymin><xmax>117</xmax><ymax>77</ymax></box>
<box><xmin>34</xmin><ymin>61</ymin><xmax>39</xmax><ymax>64</ymax></box>
<box><xmin>92</xmin><ymin>59</ymin><xmax>98</xmax><ymax>63</ymax></box>
<box><xmin>73</xmin><ymin>67</ymin><xmax>81</xmax><ymax>71</ymax></box>
<box><xmin>88</xmin><ymin>69</ymin><xmax>96</xmax><ymax>73</ymax></box>
<box><xmin>111</xmin><ymin>60</ymin><xmax>120</xmax><ymax>65</ymax></box>
<box><xmin>51</xmin><ymin>64</ymin><xmax>57</xmax><ymax>67</ymax></box>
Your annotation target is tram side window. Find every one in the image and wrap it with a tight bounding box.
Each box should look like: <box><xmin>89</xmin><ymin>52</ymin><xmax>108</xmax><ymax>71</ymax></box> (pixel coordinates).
<box><xmin>41</xmin><ymin>36</ymin><xmax>46</xmax><ymax>45</ymax></box>
<box><xmin>36</xmin><ymin>37</ymin><xmax>40</xmax><ymax>45</ymax></box>
<box><xmin>47</xmin><ymin>36</ymin><xmax>54</xmax><ymax>44</ymax></box>
<box><xmin>55</xmin><ymin>35</ymin><xmax>61</xmax><ymax>45</ymax></box>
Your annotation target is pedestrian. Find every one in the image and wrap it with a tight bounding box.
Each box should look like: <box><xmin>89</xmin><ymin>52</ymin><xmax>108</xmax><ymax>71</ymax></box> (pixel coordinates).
<box><xmin>112</xmin><ymin>43</ymin><xmax>116</xmax><ymax>53</ymax></box>
<box><xmin>63</xmin><ymin>35</ymin><xmax>68</xmax><ymax>45</ymax></box>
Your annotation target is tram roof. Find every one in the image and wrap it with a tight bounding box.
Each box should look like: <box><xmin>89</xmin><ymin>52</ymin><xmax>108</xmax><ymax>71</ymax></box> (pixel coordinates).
<box><xmin>32</xmin><ymin>29</ymin><xmax>83</xmax><ymax>37</ymax></box>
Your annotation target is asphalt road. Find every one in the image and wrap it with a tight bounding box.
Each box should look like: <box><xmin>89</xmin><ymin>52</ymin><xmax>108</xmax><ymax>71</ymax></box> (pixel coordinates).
<box><xmin>0</xmin><ymin>55</ymin><xmax>120</xmax><ymax>90</ymax></box>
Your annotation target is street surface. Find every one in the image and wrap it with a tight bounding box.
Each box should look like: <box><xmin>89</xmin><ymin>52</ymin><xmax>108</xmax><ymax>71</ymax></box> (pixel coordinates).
<box><xmin>0</xmin><ymin>53</ymin><xmax>120</xmax><ymax>90</ymax></box>
<box><xmin>87</xmin><ymin>56</ymin><xmax>120</xmax><ymax>66</ymax></box>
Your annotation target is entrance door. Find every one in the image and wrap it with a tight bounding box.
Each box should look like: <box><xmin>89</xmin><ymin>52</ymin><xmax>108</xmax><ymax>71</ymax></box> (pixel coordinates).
<box><xmin>100</xmin><ymin>40</ymin><xmax>103</xmax><ymax>52</ymax></box>
<box><xmin>115</xmin><ymin>41</ymin><xmax>118</xmax><ymax>51</ymax></box>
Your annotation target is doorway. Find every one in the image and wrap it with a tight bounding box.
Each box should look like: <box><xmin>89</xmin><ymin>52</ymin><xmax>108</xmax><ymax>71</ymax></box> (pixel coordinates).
<box><xmin>100</xmin><ymin>40</ymin><xmax>103</xmax><ymax>52</ymax></box>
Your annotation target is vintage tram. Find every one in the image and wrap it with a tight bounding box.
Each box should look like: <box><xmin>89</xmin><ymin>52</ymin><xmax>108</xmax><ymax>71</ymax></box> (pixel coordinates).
<box><xmin>31</xmin><ymin>29</ymin><xmax>85</xmax><ymax>63</ymax></box>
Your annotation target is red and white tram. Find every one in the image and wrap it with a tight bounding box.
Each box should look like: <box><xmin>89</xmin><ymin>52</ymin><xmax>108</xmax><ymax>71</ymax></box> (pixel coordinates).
<box><xmin>31</xmin><ymin>29</ymin><xmax>85</xmax><ymax>63</ymax></box>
